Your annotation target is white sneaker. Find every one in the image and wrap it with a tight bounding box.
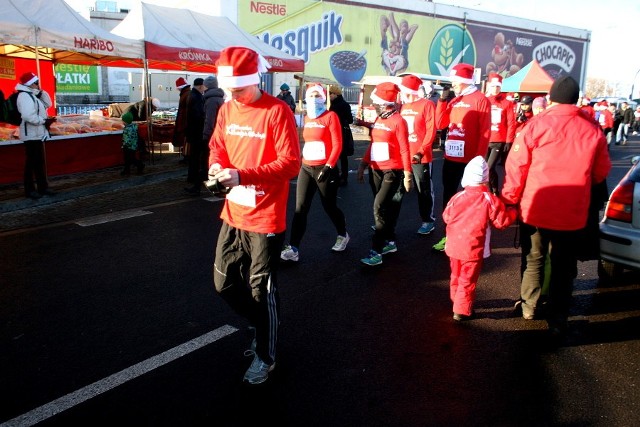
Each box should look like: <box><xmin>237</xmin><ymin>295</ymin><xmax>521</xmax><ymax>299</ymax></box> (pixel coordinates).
<box><xmin>331</xmin><ymin>233</ymin><xmax>350</xmax><ymax>251</ymax></box>
<box><xmin>280</xmin><ymin>245</ymin><xmax>299</xmax><ymax>261</ymax></box>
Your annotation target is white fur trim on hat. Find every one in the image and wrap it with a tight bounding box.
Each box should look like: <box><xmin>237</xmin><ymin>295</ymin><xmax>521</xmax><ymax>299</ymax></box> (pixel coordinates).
<box><xmin>305</xmin><ymin>84</ymin><xmax>326</xmax><ymax>101</ymax></box>
<box><xmin>217</xmin><ymin>53</ymin><xmax>271</xmax><ymax>89</ymax></box>
<box><xmin>450</xmin><ymin>75</ymin><xmax>475</xmax><ymax>85</ymax></box>
<box><xmin>461</xmin><ymin>156</ymin><xmax>489</xmax><ymax>187</ymax></box>
<box><xmin>370</xmin><ymin>92</ymin><xmax>393</xmax><ymax>105</ymax></box>
<box><xmin>370</xmin><ymin>88</ymin><xmax>395</xmax><ymax>105</ymax></box>
<box><xmin>399</xmin><ymin>84</ymin><xmax>419</xmax><ymax>96</ymax></box>
<box><xmin>450</xmin><ymin>64</ymin><xmax>476</xmax><ymax>85</ymax></box>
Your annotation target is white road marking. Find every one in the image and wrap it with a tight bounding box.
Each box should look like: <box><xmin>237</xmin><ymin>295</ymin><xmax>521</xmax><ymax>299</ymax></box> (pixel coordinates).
<box><xmin>75</xmin><ymin>210</ymin><xmax>153</xmax><ymax>226</ymax></box>
<box><xmin>1</xmin><ymin>325</ymin><xmax>239</xmax><ymax>427</ymax></box>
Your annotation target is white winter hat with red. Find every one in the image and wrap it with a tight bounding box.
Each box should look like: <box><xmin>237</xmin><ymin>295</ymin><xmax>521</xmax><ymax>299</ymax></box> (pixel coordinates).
<box><xmin>216</xmin><ymin>46</ymin><xmax>271</xmax><ymax>89</ymax></box>
<box><xmin>450</xmin><ymin>63</ymin><xmax>475</xmax><ymax>85</ymax></box>
<box><xmin>461</xmin><ymin>156</ymin><xmax>489</xmax><ymax>187</ymax></box>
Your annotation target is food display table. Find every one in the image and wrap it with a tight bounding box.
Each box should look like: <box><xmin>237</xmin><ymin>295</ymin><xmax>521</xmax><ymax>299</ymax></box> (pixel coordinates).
<box><xmin>0</xmin><ymin>131</ymin><xmax>123</xmax><ymax>185</ymax></box>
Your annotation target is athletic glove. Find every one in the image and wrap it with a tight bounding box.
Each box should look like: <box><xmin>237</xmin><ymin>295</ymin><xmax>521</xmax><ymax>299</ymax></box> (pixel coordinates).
<box><xmin>44</xmin><ymin>117</ymin><xmax>57</xmax><ymax>130</ymax></box>
<box><xmin>317</xmin><ymin>165</ymin><xmax>331</xmax><ymax>183</ymax></box>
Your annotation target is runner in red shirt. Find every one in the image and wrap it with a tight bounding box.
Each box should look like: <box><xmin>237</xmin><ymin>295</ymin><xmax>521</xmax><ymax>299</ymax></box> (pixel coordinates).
<box><xmin>432</xmin><ymin>63</ymin><xmax>492</xmax><ymax>251</ymax></box>
<box><xmin>357</xmin><ymin>82</ymin><xmax>412</xmax><ymax>266</ymax></box>
<box><xmin>484</xmin><ymin>73</ymin><xmax>516</xmax><ymax>195</ymax></box>
<box><xmin>208</xmin><ymin>47</ymin><xmax>301</xmax><ymax>385</ymax></box>
<box><xmin>280</xmin><ymin>84</ymin><xmax>349</xmax><ymax>262</ymax></box>
<box><xmin>398</xmin><ymin>74</ymin><xmax>438</xmax><ymax>235</ymax></box>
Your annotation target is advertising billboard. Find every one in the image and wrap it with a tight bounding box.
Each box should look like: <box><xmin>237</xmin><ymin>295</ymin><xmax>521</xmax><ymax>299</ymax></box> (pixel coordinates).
<box><xmin>238</xmin><ymin>0</ymin><xmax>586</xmax><ymax>87</ymax></box>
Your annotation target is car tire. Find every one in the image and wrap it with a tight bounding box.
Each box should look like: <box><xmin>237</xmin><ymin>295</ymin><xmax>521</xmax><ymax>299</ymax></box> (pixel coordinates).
<box><xmin>597</xmin><ymin>259</ymin><xmax>623</xmax><ymax>285</ymax></box>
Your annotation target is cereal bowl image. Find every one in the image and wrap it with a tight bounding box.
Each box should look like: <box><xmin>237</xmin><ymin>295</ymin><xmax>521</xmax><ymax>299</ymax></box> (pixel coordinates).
<box><xmin>330</xmin><ymin>50</ymin><xmax>367</xmax><ymax>87</ymax></box>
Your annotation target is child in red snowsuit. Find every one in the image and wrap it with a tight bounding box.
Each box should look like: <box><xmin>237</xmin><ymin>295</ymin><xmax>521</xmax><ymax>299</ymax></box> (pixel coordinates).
<box><xmin>442</xmin><ymin>156</ymin><xmax>516</xmax><ymax>321</ymax></box>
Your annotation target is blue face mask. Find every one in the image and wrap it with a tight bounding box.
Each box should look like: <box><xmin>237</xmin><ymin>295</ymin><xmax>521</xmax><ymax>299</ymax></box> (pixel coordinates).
<box><xmin>306</xmin><ymin>98</ymin><xmax>326</xmax><ymax>119</ymax></box>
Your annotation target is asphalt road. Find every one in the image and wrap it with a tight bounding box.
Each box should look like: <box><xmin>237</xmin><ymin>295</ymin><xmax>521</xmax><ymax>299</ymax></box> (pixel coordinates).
<box><xmin>0</xmin><ymin>139</ymin><xmax>639</xmax><ymax>426</ymax></box>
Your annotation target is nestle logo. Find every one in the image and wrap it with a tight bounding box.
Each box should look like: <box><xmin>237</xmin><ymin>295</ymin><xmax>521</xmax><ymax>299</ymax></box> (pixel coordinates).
<box><xmin>250</xmin><ymin>1</ymin><xmax>286</xmax><ymax>15</ymax></box>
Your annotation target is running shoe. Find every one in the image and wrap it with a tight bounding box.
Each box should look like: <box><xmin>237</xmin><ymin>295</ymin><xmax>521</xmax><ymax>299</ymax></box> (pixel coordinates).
<box><xmin>417</xmin><ymin>222</ymin><xmax>435</xmax><ymax>235</ymax></box>
<box><xmin>360</xmin><ymin>250</ymin><xmax>382</xmax><ymax>266</ymax></box>
<box><xmin>243</xmin><ymin>353</ymin><xmax>275</xmax><ymax>385</ymax></box>
<box><xmin>382</xmin><ymin>241</ymin><xmax>397</xmax><ymax>254</ymax></box>
<box><xmin>331</xmin><ymin>233</ymin><xmax>350</xmax><ymax>252</ymax></box>
<box><xmin>280</xmin><ymin>245</ymin><xmax>299</xmax><ymax>262</ymax></box>
<box><xmin>432</xmin><ymin>236</ymin><xmax>447</xmax><ymax>252</ymax></box>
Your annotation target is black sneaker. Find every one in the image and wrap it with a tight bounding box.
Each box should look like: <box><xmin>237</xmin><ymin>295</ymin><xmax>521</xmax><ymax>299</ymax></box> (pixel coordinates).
<box><xmin>26</xmin><ymin>191</ymin><xmax>42</xmax><ymax>199</ymax></box>
<box><xmin>453</xmin><ymin>312</ymin><xmax>475</xmax><ymax>322</ymax></box>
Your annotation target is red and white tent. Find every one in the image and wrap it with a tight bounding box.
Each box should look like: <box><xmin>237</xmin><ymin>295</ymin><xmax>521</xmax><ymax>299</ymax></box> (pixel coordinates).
<box><xmin>0</xmin><ymin>0</ymin><xmax>145</xmax><ymax>68</ymax></box>
<box><xmin>112</xmin><ymin>2</ymin><xmax>304</xmax><ymax>73</ymax></box>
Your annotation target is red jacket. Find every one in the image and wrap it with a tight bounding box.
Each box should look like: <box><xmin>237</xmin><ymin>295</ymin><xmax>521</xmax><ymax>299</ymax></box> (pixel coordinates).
<box><xmin>436</xmin><ymin>88</ymin><xmax>492</xmax><ymax>163</ymax></box>
<box><xmin>302</xmin><ymin>110</ymin><xmax>342</xmax><ymax>167</ymax></box>
<box><xmin>443</xmin><ymin>184</ymin><xmax>516</xmax><ymax>261</ymax></box>
<box><xmin>400</xmin><ymin>98</ymin><xmax>437</xmax><ymax>163</ymax></box>
<box><xmin>363</xmin><ymin>112</ymin><xmax>411</xmax><ymax>172</ymax></box>
<box><xmin>580</xmin><ymin>105</ymin><xmax>596</xmax><ymax>121</ymax></box>
<box><xmin>210</xmin><ymin>91</ymin><xmax>302</xmax><ymax>234</ymax></box>
<box><xmin>501</xmin><ymin>104</ymin><xmax>611</xmax><ymax>230</ymax></box>
<box><xmin>487</xmin><ymin>93</ymin><xmax>517</xmax><ymax>143</ymax></box>
<box><xmin>598</xmin><ymin>108</ymin><xmax>613</xmax><ymax>129</ymax></box>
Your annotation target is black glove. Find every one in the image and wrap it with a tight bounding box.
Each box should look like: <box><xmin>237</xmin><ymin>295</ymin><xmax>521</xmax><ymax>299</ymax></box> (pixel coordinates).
<box><xmin>503</xmin><ymin>143</ymin><xmax>512</xmax><ymax>154</ymax></box>
<box><xmin>44</xmin><ymin>117</ymin><xmax>56</xmax><ymax>130</ymax></box>
<box><xmin>412</xmin><ymin>153</ymin><xmax>423</xmax><ymax>164</ymax></box>
<box><xmin>317</xmin><ymin>165</ymin><xmax>331</xmax><ymax>183</ymax></box>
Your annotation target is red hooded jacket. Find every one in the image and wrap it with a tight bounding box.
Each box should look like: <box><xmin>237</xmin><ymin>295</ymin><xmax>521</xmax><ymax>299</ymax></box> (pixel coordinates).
<box><xmin>501</xmin><ymin>104</ymin><xmax>611</xmax><ymax>230</ymax></box>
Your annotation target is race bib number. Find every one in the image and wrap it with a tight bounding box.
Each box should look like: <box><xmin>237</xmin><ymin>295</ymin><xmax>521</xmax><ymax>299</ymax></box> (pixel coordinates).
<box><xmin>371</xmin><ymin>142</ymin><xmax>390</xmax><ymax>161</ymax></box>
<box><xmin>226</xmin><ymin>185</ymin><xmax>257</xmax><ymax>208</ymax></box>
<box><xmin>302</xmin><ymin>141</ymin><xmax>326</xmax><ymax>161</ymax></box>
<box><xmin>403</xmin><ymin>116</ymin><xmax>417</xmax><ymax>142</ymax></box>
<box><xmin>491</xmin><ymin>107</ymin><xmax>502</xmax><ymax>124</ymax></box>
<box><xmin>445</xmin><ymin>139</ymin><xmax>464</xmax><ymax>158</ymax></box>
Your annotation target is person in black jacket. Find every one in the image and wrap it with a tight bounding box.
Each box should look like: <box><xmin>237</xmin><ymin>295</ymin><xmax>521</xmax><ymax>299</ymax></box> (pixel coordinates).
<box><xmin>276</xmin><ymin>83</ymin><xmax>296</xmax><ymax>113</ymax></box>
<box><xmin>184</xmin><ymin>78</ymin><xmax>207</xmax><ymax>195</ymax></box>
<box><xmin>329</xmin><ymin>86</ymin><xmax>354</xmax><ymax>185</ymax></box>
<box><xmin>201</xmin><ymin>75</ymin><xmax>225</xmax><ymax>187</ymax></box>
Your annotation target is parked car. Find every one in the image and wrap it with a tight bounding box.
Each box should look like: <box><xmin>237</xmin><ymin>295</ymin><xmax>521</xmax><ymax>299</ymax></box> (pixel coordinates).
<box><xmin>599</xmin><ymin>156</ymin><xmax>640</xmax><ymax>282</ymax></box>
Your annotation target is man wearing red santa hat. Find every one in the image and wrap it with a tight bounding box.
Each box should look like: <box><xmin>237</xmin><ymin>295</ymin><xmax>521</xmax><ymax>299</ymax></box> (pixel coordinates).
<box><xmin>432</xmin><ymin>63</ymin><xmax>492</xmax><ymax>252</ymax></box>
<box><xmin>207</xmin><ymin>46</ymin><xmax>301</xmax><ymax>384</ymax></box>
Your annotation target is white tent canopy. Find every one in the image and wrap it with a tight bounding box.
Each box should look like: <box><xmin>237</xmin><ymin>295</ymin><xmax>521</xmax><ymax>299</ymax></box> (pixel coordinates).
<box><xmin>111</xmin><ymin>2</ymin><xmax>304</xmax><ymax>72</ymax></box>
<box><xmin>0</xmin><ymin>0</ymin><xmax>145</xmax><ymax>67</ymax></box>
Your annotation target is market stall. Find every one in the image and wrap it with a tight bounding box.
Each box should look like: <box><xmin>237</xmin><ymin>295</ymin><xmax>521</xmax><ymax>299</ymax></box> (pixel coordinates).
<box><xmin>501</xmin><ymin>60</ymin><xmax>555</xmax><ymax>94</ymax></box>
<box><xmin>0</xmin><ymin>0</ymin><xmax>146</xmax><ymax>185</ymax></box>
<box><xmin>110</xmin><ymin>2</ymin><xmax>305</xmax><ymax>155</ymax></box>
<box><xmin>111</xmin><ymin>2</ymin><xmax>304</xmax><ymax>73</ymax></box>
